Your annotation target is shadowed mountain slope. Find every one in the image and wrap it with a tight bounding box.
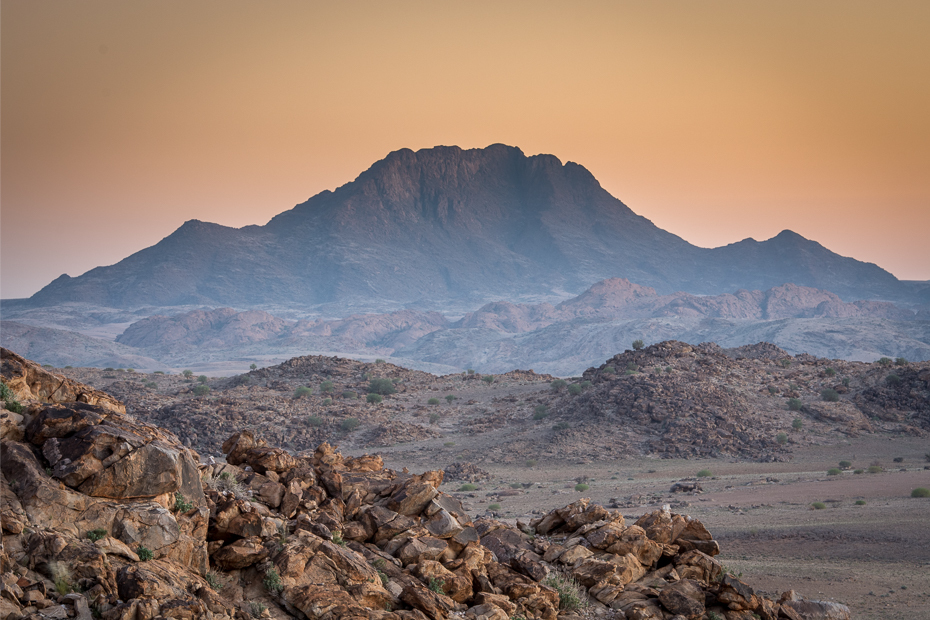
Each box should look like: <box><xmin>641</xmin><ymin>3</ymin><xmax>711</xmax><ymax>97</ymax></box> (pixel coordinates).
<box><xmin>28</xmin><ymin>144</ymin><xmax>909</xmax><ymax>310</ymax></box>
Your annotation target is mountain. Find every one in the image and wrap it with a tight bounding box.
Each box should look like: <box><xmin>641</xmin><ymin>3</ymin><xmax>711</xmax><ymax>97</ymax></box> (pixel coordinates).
<box><xmin>27</xmin><ymin>144</ymin><xmax>911</xmax><ymax>311</ymax></box>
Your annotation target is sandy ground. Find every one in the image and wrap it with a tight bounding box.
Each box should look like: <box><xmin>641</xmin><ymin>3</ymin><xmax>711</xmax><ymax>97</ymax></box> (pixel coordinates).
<box><xmin>383</xmin><ymin>435</ymin><xmax>930</xmax><ymax>620</ymax></box>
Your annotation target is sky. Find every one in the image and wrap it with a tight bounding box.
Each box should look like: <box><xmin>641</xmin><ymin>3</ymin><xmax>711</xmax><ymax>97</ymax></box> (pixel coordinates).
<box><xmin>2</xmin><ymin>1</ymin><xmax>929</xmax><ymax>300</ymax></box>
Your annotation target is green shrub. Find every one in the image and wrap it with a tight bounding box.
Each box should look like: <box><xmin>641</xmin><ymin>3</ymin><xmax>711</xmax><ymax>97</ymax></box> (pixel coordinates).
<box><xmin>427</xmin><ymin>397</ymin><xmax>440</xmax><ymax>405</ymax></box>
<box><xmin>827</xmin><ymin>468</ymin><xmax>841</xmax><ymax>476</ymax></box>
<box><xmin>632</xmin><ymin>339</ymin><xmax>644</xmax><ymax>351</ymax></box>
<box><xmin>173</xmin><ymin>492</ymin><xmax>194</xmax><ymax>513</ymax></box>
<box><xmin>429</xmin><ymin>413</ymin><xmax>440</xmax><ymax>424</ymax></box>
<box><xmin>249</xmin><ymin>602</ymin><xmax>267</xmax><ymax>618</ymax></box>
<box><xmin>665</xmin><ymin>366</ymin><xmax>672</xmax><ymax>373</ymax></box>
<box><xmin>854</xmin><ymin>469</ymin><xmax>864</xmax><ymax>474</ymax></box>
<box><xmin>307</xmin><ymin>415</ymin><xmax>323</xmax><ymax>426</ymax></box>
<box><xmin>332</xmin><ymin>531</ymin><xmax>346</xmax><ymax>546</ymax></box>
<box><xmin>510</xmin><ymin>482</ymin><xmax>523</xmax><ymax>489</ymax></box>
<box><xmin>182</xmin><ymin>369</ymin><xmax>194</xmax><ymax>378</ymax></box>
<box><xmin>87</xmin><ymin>528</ymin><xmax>108</xmax><ymax>542</ymax></box>
<box><xmin>886</xmin><ymin>373</ymin><xmax>901</xmax><ymax>386</ymax></box>
<box><xmin>580</xmin><ymin>380</ymin><xmax>592</xmax><ymax>388</ymax></box>
<box><xmin>374</xmin><ymin>358</ymin><xmax>386</xmax><ymax>364</ymax></box>
<box><xmin>154</xmin><ymin>370</ymin><xmax>165</xmax><ymax>375</ymax></box>
<box><xmin>322</xmin><ymin>398</ymin><xmax>332</xmax><ymax>406</ymax></box>
<box><xmin>911</xmin><ymin>488</ymin><xmax>930</xmax><ymax>498</ymax></box>
<box><xmin>821</xmin><ymin>389</ymin><xmax>839</xmax><ymax>402</ymax></box>
<box><xmin>792</xmin><ymin>417</ymin><xmax>803</xmax><ymax>430</ymax></box>
<box><xmin>144</xmin><ymin>381</ymin><xmax>158</xmax><ymax>389</ymax></box>
<box><xmin>574</xmin><ymin>483</ymin><xmax>589</xmax><ymax>492</ymax></box>
<box><xmin>263</xmin><ymin>567</ymin><xmax>283</xmax><ymax>592</ymax></box>
<box><xmin>602</xmin><ymin>365</ymin><xmax>616</xmax><ymax>374</ymax></box>
<box><xmin>877</xmin><ymin>357</ymin><xmax>892</xmax><ymax>366</ymax></box>
<box><xmin>696</xmin><ymin>469</ymin><xmax>712</xmax><ymax>478</ymax></box>
<box><xmin>867</xmin><ymin>465</ymin><xmax>883</xmax><ymax>474</ymax></box>
<box><xmin>193</xmin><ymin>385</ymin><xmax>210</xmax><ymax>396</ymax></box>
<box><xmin>895</xmin><ymin>357</ymin><xmax>908</xmax><ymax>366</ymax></box>
<box><xmin>533</xmin><ymin>405</ymin><xmax>549</xmax><ymax>420</ymax></box>
<box><xmin>625</xmin><ymin>362</ymin><xmax>638</xmax><ymax>374</ymax></box>
<box><xmin>567</xmin><ymin>384</ymin><xmax>582</xmax><ymax>395</ymax></box>
<box><xmin>445</xmin><ymin>394</ymin><xmax>456</xmax><ymax>403</ymax></box>
<box><xmin>776</xmin><ymin>432</ymin><xmax>788</xmax><ymax>445</ymax></box>
<box><xmin>855</xmin><ymin>499</ymin><xmax>866</xmax><ymax>505</ymax></box>
<box><xmin>787</xmin><ymin>398</ymin><xmax>802</xmax><ymax>411</ymax></box>
<box><xmin>443</xmin><ymin>441</ymin><xmax>455</xmax><ymax>447</ymax></box>
<box><xmin>0</xmin><ymin>380</ymin><xmax>24</xmax><ymax>414</ymax></box>
<box><xmin>205</xmin><ymin>571</ymin><xmax>222</xmax><ymax>590</ymax></box>
<box><xmin>467</xmin><ymin>368</ymin><xmax>475</xmax><ymax>374</ymax></box>
<box><xmin>136</xmin><ymin>546</ymin><xmax>154</xmax><ymax>561</ymax></box>
<box><xmin>320</xmin><ymin>380</ymin><xmax>334</xmax><ymax>393</ymax></box>
<box><xmin>341</xmin><ymin>417</ymin><xmax>360</xmax><ymax>431</ymax></box>
<box><xmin>550</xmin><ymin>379</ymin><xmax>567</xmax><ymax>391</ymax></box>
<box><xmin>198</xmin><ymin>375</ymin><xmax>208</xmax><ymax>384</ymax></box>
<box><xmin>825</xmin><ymin>367</ymin><xmax>836</xmax><ymax>376</ymax></box>
<box><xmin>488</xmin><ymin>503</ymin><xmax>501</xmax><ymax>511</ymax></box>
<box><xmin>294</xmin><ymin>386</ymin><xmax>313</xmax><ymax>399</ymax></box>
<box><xmin>525</xmin><ymin>459</ymin><xmax>537</xmax><ymax>467</ymax></box>
<box><xmin>839</xmin><ymin>460</ymin><xmax>852</xmax><ymax>469</ymax></box>
<box><xmin>428</xmin><ymin>577</ymin><xmax>445</xmax><ymax>594</ymax></box>
<box><xmin>457</xmin><ymin>483</ymin><xmax>477</xmax><ymax>492</ymax></box>
<box><xmin>842</xmin><ymin>377</ymin><xmax>850</xmax><ymax>387</ymax></box>
<box><xmin>780</xmin><ymin>359</ymin><xmax>791</xmax><ymax>368</ymax></box>
<box><xmin>811</xmin><ymin>502</ymin><xmax>826</xmax><ymax>510</ymax></box>
<box><xmin>369</xmin><ymin>378</ymin><xmax>395</xmax><ymax>395</ymax></box>
<box><xmin>342</xmin><ymin>391</ymin><xmax>357</xmax><ymax>399</ymax></box>
<box><xmin>543</xmin><ymin>572</ymin><xmax>586</xmax><ymax>611</ymax></box>
<box><xmin>366</xmin><ymin>393</ymin><xmax>383</xmax><ymax>404</ymax></box>
<box><xmin>250</xmin><ymin>363</ymin><xmax>258</xmax><ymax>370</ymax></box>
<box><xmin>553</xmin><ymin>421</ymin><xmax>571</xmax><ymax>431</ymax></box>
<box><xmin>482</xmin><ymin>375</ymin><xmax>495</xmax><ymax>384</ymax></box>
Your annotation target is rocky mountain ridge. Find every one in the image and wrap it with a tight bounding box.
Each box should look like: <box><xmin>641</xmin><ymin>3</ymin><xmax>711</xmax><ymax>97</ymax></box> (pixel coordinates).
<box><xmin>25</xmin><ymin>144</ymin><xmax>917</xmax><ymax>311</ymax></box>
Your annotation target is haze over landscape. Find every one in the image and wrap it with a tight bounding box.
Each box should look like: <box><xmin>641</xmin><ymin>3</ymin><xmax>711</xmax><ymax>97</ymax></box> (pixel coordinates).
<box><xmin>2</xmin><ymin>4</ymin><xmax>930</xmax><ymax>620</ymax></box>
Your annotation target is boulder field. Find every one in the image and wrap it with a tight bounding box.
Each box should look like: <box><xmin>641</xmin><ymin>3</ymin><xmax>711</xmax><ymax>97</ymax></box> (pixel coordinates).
<box><xmin>1</xmin><ymin>355</ymin><xmax>851</xmax><ymax>620</ymax></box>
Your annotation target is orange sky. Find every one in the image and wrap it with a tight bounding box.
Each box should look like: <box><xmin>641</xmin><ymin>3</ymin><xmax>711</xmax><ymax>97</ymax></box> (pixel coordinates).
<box><xmin>2</xmin><ymin>1</ymin><xmax>929</xmax><ymax>300</ymax></box>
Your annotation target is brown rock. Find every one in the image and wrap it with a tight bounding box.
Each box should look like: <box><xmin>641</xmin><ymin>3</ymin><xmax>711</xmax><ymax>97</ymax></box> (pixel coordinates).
<box><xmin>658</xmin><ymin>578</ymin><xmax>705</xmax><ymax>618</ymax></box>
<box><xmin>211</xmin><ymin>536</ymin><xmax>268</xmax><ymax>569</ymax></box>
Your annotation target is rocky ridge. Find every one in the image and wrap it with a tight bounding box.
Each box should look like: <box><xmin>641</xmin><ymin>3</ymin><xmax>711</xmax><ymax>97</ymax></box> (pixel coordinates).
<box><xmin>1</xmin><ymin>356</ymin><xmax>851</xmax><ymax>620</ymax></box>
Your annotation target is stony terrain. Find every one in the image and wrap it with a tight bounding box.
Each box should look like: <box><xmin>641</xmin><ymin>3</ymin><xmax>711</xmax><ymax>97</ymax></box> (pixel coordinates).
<box><xmin>0</xmin><ymin>351</ymin><xmax>856</xmax><ymax>620</ymax></box>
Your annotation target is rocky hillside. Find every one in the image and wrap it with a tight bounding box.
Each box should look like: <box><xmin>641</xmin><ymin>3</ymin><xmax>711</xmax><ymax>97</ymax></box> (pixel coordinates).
<box><xmin>0</xmin><ymin>354</ymin><xmax>851</xmax><ymax>620</ymax></box>
<box><xmin>27</xmin><ymin>144</ymin><xmax>912</xmax><ymax>311</ymax></box>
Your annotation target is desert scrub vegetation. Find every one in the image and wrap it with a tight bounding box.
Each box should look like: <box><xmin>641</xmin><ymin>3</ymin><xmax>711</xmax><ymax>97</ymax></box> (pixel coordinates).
<box><xmin>368</xmin><ymin>378</ymin><xmax>396</xmax><ymax>395</ymax></box>
<box><xmin>550</xmin><ymin>379</ymin><xmax>567</xmax><ymax>391</ymax></box>
<box><xmin>457</xmin><ymin>483</ymin><xmax>477</xmax><ymax>492</ymax></box>
<box><xmin>427</xmin><ymin>397</ymin><xmax>440</xmax><ymax>405</ymax></box>
<box><xmin>366</xmin><ymin>393</ymin><xmax>383</xmax><ymax>404</ymax></box>
<box><xmin>574</xmin><ymin>483</ymin><xmax>589</xmax><ymax>492</ymax></box>
<box><xmin>827</xmin><ymin>468</ymin><xmax>842</xmax><ymax>476</ymax></box>
<box><xmin>488</xmin><ymin>503</ymin><xmax>501</xmax><ymax>511</ymax></box>
<box><xmin>445</xmin><ymin>394</ymin><xmax>456</xmax><ymax>403</ymax></box>
<box><xmin>263</xmin><ymin>567</ymin><xmax>283</xmax><ymax>593</ymax></box>
<box><xmin>319</xmin><ymin>380</ymin><xmax>334</xmax><ymax>393</ymax></box>
<box><xmin>696</xmin><ymin>469</ymin><xmax>712</xmax><ymax>478</ymax></box>
<box><xmin>776</xmin><ymin>432</ymin><xmax>788</xmax><ymax>445</ymax></box>
<box><xmin>341</xmin><ymin>417</ymin><xmax>360</xmax><ymax>431</ymax></box>
<box><xmin>208</xmin><ymin>471</ymin><xmax>249</xmax><ymax>499</ymax></box>
<box><xmin>0</xmin><ymin>380</ymin><xmax>23</xmax><ymax>413</ymax></box>
<box><xmin>839</xmin><ymin>460</ymin><xmax>852</xmax><ymax>469</ymax></box>
<box><xmin>811</xmin><ymin>502</ymin><xmax>827</xmax><ymax>510</ymax></box>
<box><xmin>307</xmin><ymin>415</ymin><xmax>323</xmax><ymax>427</ymax></box>
<box><xmin>867</xmin><ymin>465</ymin><xmax>883</xmax><ymax>474</ymax></box>
<box><xmin>342</xmin><ymin>390</ymin><xmax>357</xmax><ymax>399</ymax></box>
<box><xmin>533</xmin><ymin>405</ymin><xmax>549</xmax><ymax>420</ymax></box>
<box><xmin>911</xmin><ymin>488</ymin><xmax>930</xmax><ymax>498</ymax></box>
<box><xmin>787</xmin><ymin>398</ymin><xmax>802</xmax><ymax>411</ymax></box>
<box><xmin>821</xmin><ymin>388</ymin><xmax>839</xmax><ymax>402</ymax></box>
<box><xmin>136</xmin><ymin>545</ymin><xmax>154</xmax><ymax>561</ymax></box>
<box><xmin>567</xmin><ymin>383</ymin><xmax>582</xmax><ymax>395</ymax></box>
<box><xmin>895</xmin><ymin>357</ymin><xmax>908</xmax><ymax>365</ymax></box>
<box><xmin>886</xmin><ymin>373</ymin><xmax>901</xmax><ymax>386</ymax></box>
<box><xmin>877</xmin><ymin>357</ymin><xmax>892</xmax><ymax>366</ymax></box>
<box><xmin>792</xmin><ymin>417</ymin><xmax>803</xmax><ymax>430</ymax></box>
<box><xmin>482</xmin><ymin>375</ymin><xmax>495</xmax><ymax>384</ymax></box>
<box><xmin>543</xmin><ymin>572</ymin><xmax>587</xmax><ymax>611</ymax></box>
<box><xmin>173</xmin><ymin>492</ymin><xmax>194</xmax><ymax>512</ymax></box>
<box><xmin>632</xmin><ymin>339</ymin><xmax>644</xmax><ymax>350</ymax></box>
<box><xmin>192</xmin><ymin>384</ymin><xmax>210</xmax><ymax>396</ymax></box>
<box><xmin>602</xmin><ymin>365</ymin><xmax>616</xmax><ymax>374</ymax></box>
<box><xmin>87</xmin><ymin>528</ymin><xmax>108</xmax><ymax>542</ymax></box>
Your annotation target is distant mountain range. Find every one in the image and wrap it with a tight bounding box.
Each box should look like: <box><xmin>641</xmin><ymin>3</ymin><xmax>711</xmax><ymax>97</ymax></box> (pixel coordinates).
<box><xmin>25</xmin><ymin>144</ymin><xmax>927</xmax><ymax>311</ymax></box>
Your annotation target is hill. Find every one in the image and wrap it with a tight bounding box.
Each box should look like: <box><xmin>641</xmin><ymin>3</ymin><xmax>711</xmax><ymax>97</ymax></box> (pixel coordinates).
<box><xmin>27</xmin><ymin>145</ymin><xmax>911</xmax><ymax>311</ymax></box>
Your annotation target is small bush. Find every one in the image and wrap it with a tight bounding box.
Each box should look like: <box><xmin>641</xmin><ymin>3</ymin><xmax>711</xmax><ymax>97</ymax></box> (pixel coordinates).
<box><xmin>332</xmin><ymin>531</ymin><xmax>346</xmax><ymax>546</ymax></box>
<box><xmin>366</xmin><ymin>393</ymin><xmax>383</xmax><ymax>404</ymax></box>
<box><xmin>567</xmin><ymin>383</ymin><xmax>582</xmax><ymax>395</ymax></box>
<box><xmin>249</xmin><ymin>602</ymin><xmax>267</xmax><ymax>618</ymax></box>
<box><xmin>144</xmin><ymin>381</ymin><xmax>158</xmax><ymax>389</ymax></box>
<box><xmin>877</xmin><ymin>357</ymin><xmax>892</xmax><ymax>366</ymax></box>
<box><xmin>854</xmin><ymin>469</ymin><xmax>864</xmax><ymax>474</ymax></box>
<box><xmin>886</xmin><ymin>374</ymin><xmax>901</xmax><ymax>386</ymax></box>
<box><xmin>842</xmin><ymin>377</ymin><xmax>850</xmax><ymax>387</ymax></box>
<box><xmin>487</xmin><ymin>503</ymin><xmax>501</xmax><ymax>512</ymax></box>
<box><xmin>320</xmin><ymin>380</ymin><xmax>334</xmax><ymax>393</ymax></box>
<box><xmin>510</xmin><ymin>482</ymin><xmax>523</xmax><ymax>489</ymax></box>
<box><xmin>136</xmin><ymin>546</ymin><xmax>154</xmax><ymax>561</ymax></box>
<box><xmin>341</xmin><ymin>417</ymin><xmax>360</xmax><ymax>431</ymax></box>
<box><xmin>87</xmin><ymin>528</ymin><xmax>108</xmax><ymax>542</ymax></box>
<box><xmin>533</xmin><ymin>405</ymin><xmax>549</xmax><ymax>420</ymax></box>
<box><xmin>665</xmin><ymin>366</ymin><xmax>672</xmax><ymax>373</ymax></box>
<box><xmin>457</xmin><ymin>483</ymin><xmax>477</xmax><ymax>492</ymax></box>
<box><xmin>553</xmin><ymin>421</ymin><xmax>571</xmax><ymax>431</ymax></box>
<box><xmin>443</xmin><ymin>441</ymin><xmax>455</xmax><ymax>447</ymax></box>
<box><xmin>827</xmin><ymin>468</ymin><xmax>841</xmax><ymax>476</ymax></box>
<box><xmin>445</xmin><ymin>394</ymin><xmax>456</xmax><ymax>403</ymax></box>
<box><xmin>525</xmin><ymin>459</ymin><xmax>538</xmax><ymax>467</ymax></box>
<box><xmin>375</xmin><ymin>358</ymin><xmax>386</xmax><ymax>364</ymax></box>
<box><xmin>855</xmin><ymin>499</ymin><xmax>866</xmax><ymax>505</ymax></box>
<box><xmin>294</xmin><ymin>386</ymin><xmax>313</xmax><ymax>399</ymax></box>
<box><xmin>867</xmin><ymin>465</ymin><xmax>883</xmax><ymax>474</ymax></box>
<box><xmin>0</xmin><ymin>380</ymin><xmax>24</xmax><ymax>414</ymax></box>
<box><xmin>322</xmin><ymin>398</ymin><xmax>332</xmax><ymax>406</ymax></box>
<box><xmin>342</xmin><ymin>390</ymin><xmax>357</xmax><ymax>399</ymax></box>
<box><xmin>776</xmin><ymin>432</ymin><xmax>788</xmax><ymax>445</ymax></box>
<box><xmin>543</xmin><ymin>572</ymin><xmax>587</xmax><ymax>611</ymax></box>
<box><xmin>263</xmin><ymin>567</ymin><xmax>283</xmax><ymax>592</ymax></box>
<box><xmin>811</xmin><ymin>502</ymin><xmax>826</xmax><ymax>510</ymax></box>
<box><xmin>580</xmin><ymin>380</ymin><xmax>592</xmax><ymax>388</ymax></box>
<box><xmin>911</xmin><ymin>488</ymin><xmax>930</xmax><ymax>498</ymax></box>
<box><xmin>574</xmin><ymin>483</ymin><xmax>589</xmax><ymax>492</ymax></box>
<box><xmin>821</xmin><ymin>389</ymin><xmax>839</xmax><ymax>402</ymax></box>
<box><xmin>482</xmin><ymin>375</ymin><xmax>495</xmax><ymax>384</ymax></box>
<box><xmin>467</xmin><ymin>368</ymin><xmax>475</xmax><ymax>374</ymax></box>
<box><xmin>839</xmin><ymin>460</ymin><xmax>852</xmax><ymax>469</ymax></box>
<box><xmin>428</xmin><ymin>577</ymin><xmax>445</xmax><ymax>594</ymax></box>
<box><xmin>207</xmin><ymin>471</ymin><xmax>248</xmax><ymax>499</ymax></box>
<box><xmin>429</xmin><ymin>412</ymin><xmax>440</xmax><ymax>424</ymax></box>
<box><xmin>193</xmin><ymin>385</ymin><xmax>210</xmax><ymax>397</ymax></box>
<box><xmin>368</xmin><ymin>378</ymin><xmax>395</xmax><ymax>395</ymax></box>
<box><xmin>825</xmin><ymin>367</ymin><xmax>836</xmax><ymax>376</ymax></box>
<box><xmin>602</xmin><ymin>365</ymin><xmax>616</xmax><ymax>375</ymax></box>
<box><xmin>427</xmin><ymin>397</ymin><xmax>441</xmax><ymax>405</ymax></box>
<box><xmin>173</xmin><ymin>492</ymin><xmax>194</xmax><ymax>513</ymax></box>
<box><xmin>205</xmin><ymin>571</ymin><xmax>222</xmax><ymax>590</ymax></box>
<box><xmin>696</xmin><ymin>469</ymin><xmax>712</xmax><ymax>478</ymax></box>
<box><xmin>307</xmin><ymin>415</ymin><xmax>323</xmax><ymax>426</ymax></box>
<box><xmin>893</xmin><ymin>456</ymin><xmax>904</xmax><ymax>463</ymax></box>
<box><xmin>550</xmin><ymin>379</ymin><xmax>567</xmax><ymax>391</ymax></box>
<box><xmin>792</xmin><ymin>417</ymin><xmax>803</xmax><ymax>430</ymax></box>
<box><xmin>249</xmin><ymin>363</ymin><xmax>258</xmax><ymax>370</ymax></box>
<box><xmin>198</xmin><ymin>375</ymin><xmax>208</xmax><ymax>384</ymax></box>
<box><xmin>632</xmin><ymin>339</ymin><xmax>644</xmax><ymax>350</ymax></box>
<box><xmin>780</xmin><ymin>359</ymin><xmax>791</xmax><ymax>368</ymax></box>
<box><xmin>895</xmin><ymin>357</ymin><xmax>908</xmax><ymax>366</ymax></box>
<box><xmin>787</xmin><ymin>398</ymin><xmax>802</xmax><ymax>411</ymax></box>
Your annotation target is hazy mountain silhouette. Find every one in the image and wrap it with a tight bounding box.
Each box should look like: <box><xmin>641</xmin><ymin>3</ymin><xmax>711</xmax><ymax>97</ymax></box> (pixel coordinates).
<box><xmin>28</xmin><ymin>144</ymin><xmax>909</xmax><ymax>309</ymax></box>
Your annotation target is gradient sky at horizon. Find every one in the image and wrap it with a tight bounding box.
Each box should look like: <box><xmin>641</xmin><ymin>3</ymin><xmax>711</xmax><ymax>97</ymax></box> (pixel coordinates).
<box><xmin>2</xmin><ymin>1</ymin><xmax>929</xmax><ymax>300</ymax></box>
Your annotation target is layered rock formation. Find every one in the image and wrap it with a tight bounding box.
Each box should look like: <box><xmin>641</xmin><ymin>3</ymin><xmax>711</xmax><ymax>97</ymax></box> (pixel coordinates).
<box><xmin>1</xmin><ymin>358</ymin><xmax>850</xmax><ymax>620</ymax></box>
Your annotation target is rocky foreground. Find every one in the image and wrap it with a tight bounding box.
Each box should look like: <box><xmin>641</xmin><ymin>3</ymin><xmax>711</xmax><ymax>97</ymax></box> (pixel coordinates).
<box><xmin>2</xmin><ymin>353</ymin><xmax>853</xmax><ymax>620</ymax></box>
